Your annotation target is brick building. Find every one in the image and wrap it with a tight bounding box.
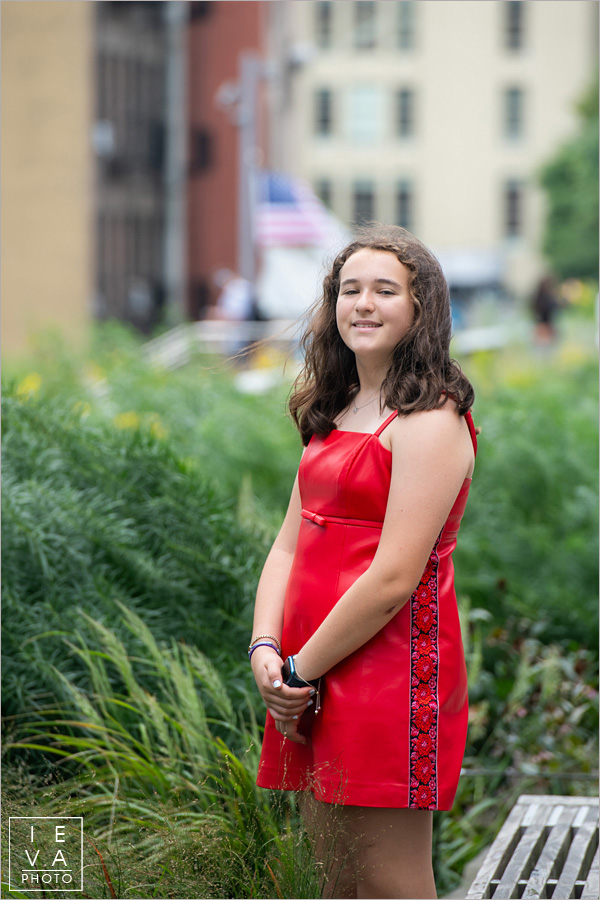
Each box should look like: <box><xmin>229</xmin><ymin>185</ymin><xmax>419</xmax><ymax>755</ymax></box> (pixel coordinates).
<box><xmin>186</xmin><ymin>0</ymin><xmax>268</xmax><ymax>319</ymax></box>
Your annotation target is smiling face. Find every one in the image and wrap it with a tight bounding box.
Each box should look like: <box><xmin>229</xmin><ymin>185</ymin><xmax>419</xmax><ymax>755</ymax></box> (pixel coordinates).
<box><xmin>336</xmin><ymin>248</ymin><xmax>415</xmax><ymax>369</ymax></box>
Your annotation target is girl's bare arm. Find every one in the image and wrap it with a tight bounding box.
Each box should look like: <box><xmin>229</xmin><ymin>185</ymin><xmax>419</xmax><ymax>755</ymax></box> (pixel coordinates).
<box><xmin>250</xmin><ymin>472</ymin><xmax>314</xmax><ymax>720</ymax></box>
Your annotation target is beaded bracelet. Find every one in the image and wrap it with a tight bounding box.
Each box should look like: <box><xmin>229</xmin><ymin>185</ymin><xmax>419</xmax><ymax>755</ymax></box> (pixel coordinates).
<box><xmin>248</xmin><ymin>641</ymin><xmax>281</xmax><ymax>661</ymax></box>
<box><xmin>248</xmin><ymin>634</ymin><xmax>282</xmax><ymax>653</ymax></box>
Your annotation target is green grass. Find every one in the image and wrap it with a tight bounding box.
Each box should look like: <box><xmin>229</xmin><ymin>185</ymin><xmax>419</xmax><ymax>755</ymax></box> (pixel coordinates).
<box><xmin>2</xmin><ymin>607</ymin><xmax>331</xmax><ymax>899</ymax></box>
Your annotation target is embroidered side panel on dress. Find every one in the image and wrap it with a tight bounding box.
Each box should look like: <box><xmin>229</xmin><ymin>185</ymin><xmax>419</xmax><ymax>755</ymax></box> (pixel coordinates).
<box><xmin>408</xmin><ymin>541</ymin><xmax>440</xmax><ymax>809</ymax></box>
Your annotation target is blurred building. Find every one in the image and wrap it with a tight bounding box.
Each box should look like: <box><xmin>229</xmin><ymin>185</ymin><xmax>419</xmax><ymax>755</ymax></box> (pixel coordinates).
<box><xmin>4</xmin><ymin>0</ymin><xmax>595</xmax><ymax>356</ymax></box>
<box><xmin>1</xmin><ymin>0</ymin><xmax>179</xmax><ymax>353</ymax></box>
<box><xmin>3</xmin><ymin>0</ymin><xmax>270</xmax><ymax>352</ymax></box>
<box><xmin>94</xmin><ymin>1</ymin><xmax>170</xmax><ymax>332</ymax></box>
<box><xmin>187</xmin><ymin>0</ymin><xmax>268</xmax><ymax>319</ymax></box>
<box><xmin>267</xmin><ymin>0</ymin><xmax>598</xmax><ymax>300</ymax></box>
<box><xmin>1</xmin><ymin>0</ymin><xmax>94</xmax><ymax>355</ymax></box>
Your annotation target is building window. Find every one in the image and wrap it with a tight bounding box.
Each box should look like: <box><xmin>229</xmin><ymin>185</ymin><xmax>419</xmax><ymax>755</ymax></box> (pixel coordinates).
<box><xmin>505</xmin><ymin>1</ymin><xmax>524</xmax><ymax>51</ymax></box>
<box><xmin>315</xmin><ymin>178</ymin><xmax>332</xmax><ymax>208</ymax></box>
<box><xmin>189</xmin><ymin>127</ymin><xmax>212</xmax><ymax>174</ymax></box>
<box><xmin>347</xmin><ymin>85</ymin><xmax>384</xmax><ymax>143</ymax></box>
<box><xmin>397</xmin><ymin>1</ymin><xmax>416</xmax><ymax>50</ymax></box>
<box><xmin>504</xmin><ymin>87</ymin><xmax>524</xmax><ymax>139</ymax></box>
<box><xmin>396</xmin><ymin>88</ymin><xmax>415</xmax><ymax>138</ymax></box>
<box><xmin>315</xmin><ymin>1</ymin><xmax>332</xmax><ymax>49</ymax></box>
<box><xmin>315</xmin><ymin>88</ymin><xmax>333</xmax><ymax>136</ymax></box>
<box><xmin>504</xmin><ymin>179</ymin><xmax>524</xmax><ymax>237</ymax></box>
<box><xmin>190</xmin><ymin>278</ymin><xmax>210</xmax><ymax>320</ymax></box>
<box><xmin>96</xmin><ymin>51</ymin><xmax>166</xmax><ymax>176</ymax></box>
<box><xmin>354</xmin><ymin>1</ymin><xmax>376</xmax><ymax>49</ymax></box>
<box><xmin>396</xmin><ymin>180</ymin><xmax>413</xmax><ymax>231</ymax></box>
<box><xmin>190</xmin><ymin>2</ymin><xmax>213</xmax><ymax>21</ymax></box>
<box><xmin>353</xmin><ymin>180</ymin><xmax>375</xmax><ymax>226</ymax></box>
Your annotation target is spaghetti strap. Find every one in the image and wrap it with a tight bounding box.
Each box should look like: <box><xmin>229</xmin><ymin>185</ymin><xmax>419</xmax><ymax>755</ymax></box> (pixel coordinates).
<box><xmin>465</xmin><ymin>410</ymin><xmax>478</xmax><ymax>456</ymax></box>
<box><xmin>374</xmin><ymin>410</ymin><xmax>399</xmax><ymax>437</ymax></box>
<box><xmin>375</xmin><ymin>408</ymin><xmax>477</xmax><ymax>453</ymax></box>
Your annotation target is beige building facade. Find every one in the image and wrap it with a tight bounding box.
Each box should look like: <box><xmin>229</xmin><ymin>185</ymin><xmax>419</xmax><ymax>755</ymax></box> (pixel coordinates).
<box><xmin>268</xmin><ymin>0</ymin><xmax>598</xmax><ymax>299</ymax></box>
<box><xmin>1</xmin><ymin>1</ymin><xmax>94</xmax><ymax>356</ymax></box>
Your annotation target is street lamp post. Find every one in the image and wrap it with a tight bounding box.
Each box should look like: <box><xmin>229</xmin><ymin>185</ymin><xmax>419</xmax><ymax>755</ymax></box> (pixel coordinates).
<box><xmin>236</xmin><ymin>51</ymin><xmax>262</xmax><ymax>287</ymax></box>
<box><xmin>216</xmin><ymin>51</ymin><xmax>264</xmax><ymax>289</ymax></box>
<box><xmin>163</xmin><ymin>1</ymin><xmax>188</xmax><ymax>323</ymax></box>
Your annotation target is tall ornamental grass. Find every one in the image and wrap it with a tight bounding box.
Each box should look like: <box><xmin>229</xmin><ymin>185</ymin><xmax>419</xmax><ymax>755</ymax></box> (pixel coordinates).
<box><xmin>2</xmin><ymin>387</ymin><xmax>269</xmax><ymax>722</ymax></box>
<box><xmin>3</xmin><ymin>604</ymin><xmax>326</xmax><ymax>900</ymax></box>
<box><xmin>3</xmin><ymin>599</ymin><xmax>596</xmax><ymax>898</ymax></box>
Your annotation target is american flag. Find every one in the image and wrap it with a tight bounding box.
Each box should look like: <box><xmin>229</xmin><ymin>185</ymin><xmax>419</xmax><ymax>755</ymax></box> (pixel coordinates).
<box><xmin>255</xmin><ymin>170</ymin><xmax>346</xmax><ymax>248</ymax></box>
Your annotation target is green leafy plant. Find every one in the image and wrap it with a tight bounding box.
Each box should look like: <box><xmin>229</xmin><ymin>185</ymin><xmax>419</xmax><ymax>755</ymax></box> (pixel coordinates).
<box><xmin>456</xmin><ymin>352</ymin><xmax>598</xmax><ymax>649</ymax></box>
<box><xmin>2</xmin><ymin>388</ymin><xmax>269</xmax><ymax>723</ymax></box>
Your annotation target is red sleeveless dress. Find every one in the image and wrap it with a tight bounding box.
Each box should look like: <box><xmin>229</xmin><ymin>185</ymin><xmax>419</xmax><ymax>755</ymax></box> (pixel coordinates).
<box><xmin>257</xmin><ymin>410</ymin><xmax>478</xmax><ymax>810</ymax></box>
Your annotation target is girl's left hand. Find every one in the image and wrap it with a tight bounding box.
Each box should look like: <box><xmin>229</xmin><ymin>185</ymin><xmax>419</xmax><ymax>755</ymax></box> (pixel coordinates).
<box><xmin>274</xmin><ymin>716</ymin><xmax>306</xmax><ymax>745</ymax></box>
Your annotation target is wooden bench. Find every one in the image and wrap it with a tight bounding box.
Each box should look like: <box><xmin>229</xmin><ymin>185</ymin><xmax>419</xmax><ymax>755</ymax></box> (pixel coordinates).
<box><xmin>466</xmin><ymin>794</ymin><xmax>599</xmax><ymax>899</ymax></box>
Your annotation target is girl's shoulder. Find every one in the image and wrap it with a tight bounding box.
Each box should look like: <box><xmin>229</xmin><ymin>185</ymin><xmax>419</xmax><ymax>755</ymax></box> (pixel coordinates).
<box><xmin>379</xmin><ymin>401</ymin><xmax>471</xmax><ymax>454</ymax></box>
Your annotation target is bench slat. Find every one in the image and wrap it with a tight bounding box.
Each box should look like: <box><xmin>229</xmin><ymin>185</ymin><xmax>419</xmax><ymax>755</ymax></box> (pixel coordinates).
<box><xmin>522</xmin><ymin>806</ymin><xmax>578</xmax><ymax>899</ymax></box>
<box><xmin>581</xmin><ymin>845</ymin><xmax>599</xmax><ymax>900</ymax></box>
<box><xmin>492</xmin><ymin>811</ymin><xmax>552</xmax><ymax>899</ymax></box>
<box><xmin>552</xmin><ymin>821</ymin><xmax>599</xmax><ymax>900</ymax></box>
<box><xmin>466</xmin><ymin>804</ymin><xmax>527</xmax><ymax>899</ymax></box>
<box><xmin>516</xmin><ymin>795</ymin><xmax>598</xmax><ymax>808</ymax></box>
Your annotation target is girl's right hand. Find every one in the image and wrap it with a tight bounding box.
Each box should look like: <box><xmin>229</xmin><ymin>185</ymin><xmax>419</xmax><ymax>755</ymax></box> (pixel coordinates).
<box><xmin>251</xmin><ymin>646</ymin><xmax>314</xmax><ymax>722</ymax></box>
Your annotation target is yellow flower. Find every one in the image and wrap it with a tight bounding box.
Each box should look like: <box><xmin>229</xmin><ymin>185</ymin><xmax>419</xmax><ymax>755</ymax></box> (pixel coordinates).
<box><xmin>145</xmin><ymin>413</ymin><xmax>168</xmax><ymax>439</ymax></box>
<box><xmin>73</xmin><ymin>400</ymin><xmax>91</xmax><ymax>418</ymax></box>
<box><xmin>113</xmin><ymin>411</ymin><xmax>140</xmax><ymax>430</ymax></box>
<box><xmin>505</xmin><ymin>369</ymin><xmax>536</xmax><ymax>389</ymax></box>
<box><xmin>150</xmin><ymin>419</ymin><xmax>168</xmax><ymax>440</ymax></box>
<box><xmin>86</xmin><ymin>363</ymin><xmax>106</xmax><ymax>383</ymax></box>
<box><xmin>254</xmin><ymin>347</ymin><xmax>288</xmax><ymax>369</ymax></box>
<box><xmin>17</xmin><ymin>372</ymin><xmax>42</xmax><ymax>398</ymax></box>
<box><xmin>558</xmin><ymin>343</ymin><xmax>588</xmax><ymax>367</ymax></box>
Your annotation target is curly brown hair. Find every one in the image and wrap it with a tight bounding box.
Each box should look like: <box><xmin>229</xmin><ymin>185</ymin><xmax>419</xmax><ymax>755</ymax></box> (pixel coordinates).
<box><xmin>289</xmin><ymin>223</ymin><xmax>475</xmax><ymax>445</ymax></box>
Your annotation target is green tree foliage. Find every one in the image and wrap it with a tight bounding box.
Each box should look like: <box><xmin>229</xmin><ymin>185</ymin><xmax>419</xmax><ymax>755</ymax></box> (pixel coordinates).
<box><xmin>539</xmin><ymin>77</ymin><xmax>599</xmax><ymax>280</ymax></box>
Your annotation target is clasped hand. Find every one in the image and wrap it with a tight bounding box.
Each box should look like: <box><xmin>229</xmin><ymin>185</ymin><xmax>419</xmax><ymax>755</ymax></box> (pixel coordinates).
<box><xmin>251</xmin><ymin>646</ymin><xmax>314</xmax><ymax>745</ymax></box>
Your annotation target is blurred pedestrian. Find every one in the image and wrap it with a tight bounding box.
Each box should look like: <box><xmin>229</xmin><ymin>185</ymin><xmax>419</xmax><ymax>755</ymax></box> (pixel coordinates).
<box><xmin>531</xmin><ymin>275</ymin><xmax>560</xmax><ymax>343</ymax></box>
<box><xmin>249</xmin><ymin>225</ymin><xmax>478</xmax><ymax>898</ymax></box>
<box><xmin>210</xmin><ymin>268</ymin><xmax>260</xmax><ymax>360</ymax></box>
<box><xmin>212</xmin><ymin>268</ymin><xmax>254</xmax><ymax>321</ymax></box>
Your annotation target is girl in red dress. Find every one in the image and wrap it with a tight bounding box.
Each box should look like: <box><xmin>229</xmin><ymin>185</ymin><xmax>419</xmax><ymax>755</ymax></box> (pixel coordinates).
<box><xmin>249</xmin><ymin>225</ymin><xmax>477</xmax><ymax>899</ymax></box>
